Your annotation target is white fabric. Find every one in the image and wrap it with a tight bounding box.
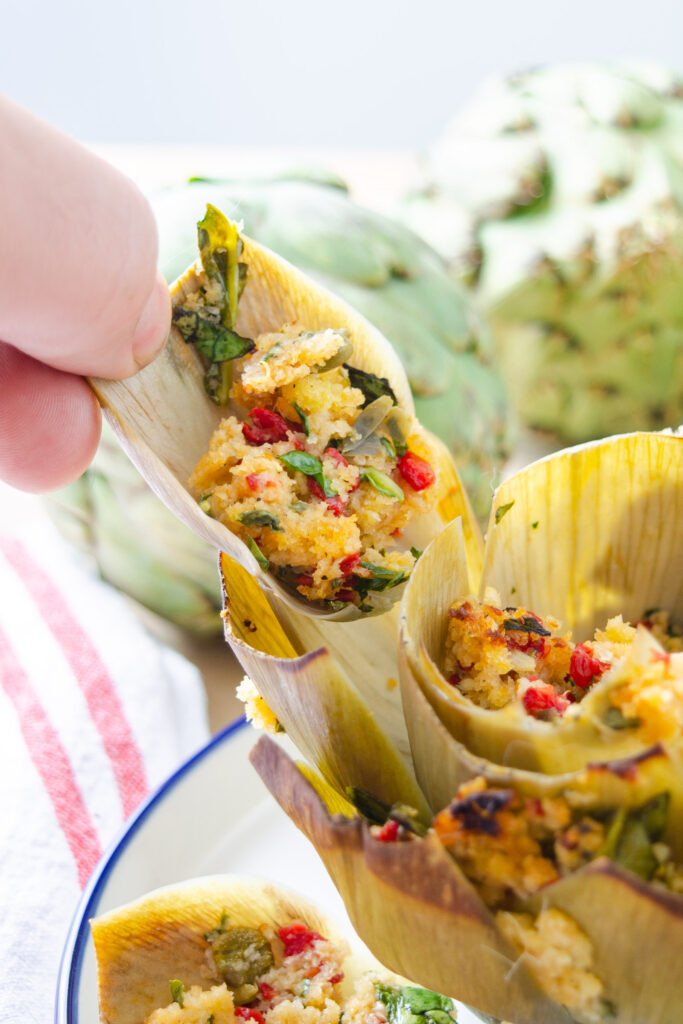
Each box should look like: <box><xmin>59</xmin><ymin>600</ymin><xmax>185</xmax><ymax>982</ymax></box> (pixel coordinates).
<box><xmin>0</xmin><ymin>519</ymin><xmax>210</xmax><ymax>1024</ymax></box>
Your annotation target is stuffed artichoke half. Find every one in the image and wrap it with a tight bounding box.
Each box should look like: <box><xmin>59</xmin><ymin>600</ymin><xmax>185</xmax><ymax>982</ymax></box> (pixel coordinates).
<box><xmin>152</xmin><ymin>175</ymin><xmax>513</xmax><ymax>517</ymax></box>
<box><xmin>90</xmin><ymin>205</ymin><xmax>476</xmax><ymax>621</ymax></box>
<box><xmin>226</xmin><ymin>430</ymin><xmax>683</xmax><ymax>1024</ymax></box>
<box><xmin>90</xmin><ymin>875</ymin><xmax>458</xmax><ymax>1024</ymax></box>
<box><xmin>404</xmin><ymin>62</ymin><xmax>683</xmax><ymax>442</ymax></box>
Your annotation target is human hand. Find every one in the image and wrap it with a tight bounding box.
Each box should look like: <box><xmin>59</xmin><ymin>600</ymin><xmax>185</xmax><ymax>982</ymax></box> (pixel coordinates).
<box><xmin>0</xmin><ymin>95</ymin><xmax>171</xmax><ymax>492</ymax></box>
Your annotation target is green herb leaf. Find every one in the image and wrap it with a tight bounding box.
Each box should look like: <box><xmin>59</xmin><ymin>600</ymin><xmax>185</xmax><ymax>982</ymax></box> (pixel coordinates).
<box><xmin>503</xmin><ymin>615</ymin><xmax>550</xmax><ymax>637</ymax></box>
<box><xmin>495</xmin><ymin>500</ymin><xmax>515</xmax><ymax>524</ymax></box>
<box><xmin>531</xmin><ymin>520</ymin><xmax>539</xmax><ymax>529</ymax></box>
<box><xmin>380</xmin><ymin>436</ymin><xmax>397</xmax><ymax>460</ymax></box>
<box><xmin>410</xmin><ymin>547</ymin><xmax>423</xmax><ymax>560</ymax></box>
<box><xmin>345</xmin><ymin>787</ymin><xmax>391</xmax><ymax>825</ymax></box>
<box><xmin>290</xmin><ymin>500</ymin><xmax>308</xmax><ymax>513</ymax></box>
<box><xmin>603</xmin><ymin>706</ymin><xmax>641</xmax><ymax>730</ymax></box>
<box><xmin>292</xmin><ymin>402</ymin><xmax>310</xmax><ymax>436</ymax></box>
<box><xmin>172</xmin><ymin>307</ymin><xmax>254</xmax><ymax>363</ymax></box>
<box><xmin>278</xmin><ymin>451</ymin><xmax>323</xmax><ymax>476</ymax></box>
<box><xmin>375</xmin><ymin>983</ymin><xmax>455</xmax><ymax>1024</ymax></box>
<box><xmin>237</xmin><ymin>510</ymin><xmax>282</xmax><ymax>531</ymax></box>
<box><xmin>278</xmin><ymin>451</ymin><xmax>337</xmax><ymax>498</ymax></box>
<box><xmin>360</xmin><ymin>561</ymin><xmax>408</xmax><ymax>592</ymax></box>
<box><xmin>247</xmin><ymin>537</ymin><xmax>269</xmax><ymax>570</ymax></box>
<box><xmin>360</xmin><ymin>467</ymin><xmax>404</xmax><ymax>501</ymax></box>
<box><xmin>261</xmin><ymin>341</ymin><xmax>284</xmax><ymax>362</ymax></box>
<box><xmin>345</xmin><ymin>365</ymin><xmax>397</xmax><ymax>407</ymax></box>
<box><xmin>169</xmin><ymin>980</ymin><xmax>185</xmax><ymax>1007</ymax></box>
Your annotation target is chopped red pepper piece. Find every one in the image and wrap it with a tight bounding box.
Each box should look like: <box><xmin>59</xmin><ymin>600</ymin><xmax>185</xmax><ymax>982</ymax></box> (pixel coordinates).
<box><xmin>397</xmin><ymin>450</ymin><xmax>435</xmax><ymax>491</ymax></box>
<box><xmin>522</xmin><ymin>682</ymin><xmax>570</xmax><ymax>717</ymax></box>
<box><xmin>242</xmin><ymin>407</ymin><xmax>299</xmax><ymax>445</ymax></box>
<box><xmin>328</xmin><ymin>972</ymin><xmax>344</xmax><ymax>985</ymax></box>
<box><xmin>339</xmin><ymin>552</ymin><xmax>361</xmax><ymax>576</ymax></box>
<box><xmin>296</xmin><ymin>574</ymin><xmax>315</xmax><ymax>588</ymax></box>
<box><xmin>259</xmin><ymin>982</ymin><xmax>276</xmax><ymax>1002</ymax></box>
<box><xmin>570</xmin><ymin>644</ymin><xmax>610</xmax><ymax>689</ymax></box>
<box><xmin>278</xmin><ymin>922</ymin><xmax>323</xmax><ymax>956</ymax></box>
<box><xmin>334</xmin><ymin>588</ymin><xmax>357</xmax><ymax>602</ymax></box>
<box><xmin>324</xmin><ymin>446</ymin><xmax>350</xmax><ymax>468</ymax></box>
<box><xmin>246</xmin><ymin>473</ymin><xmax>261</xmax><ymax>492</ymax></box>
<box><xmin>308</xmin><ymin>478</ymin><xmax>346</xmax><ymax>516</ymax></box>
<box><xmin>375</xmin><ymin>819</ymin><xmax>400</xmax><ymax>842</ymax></box>
<box><xmin>235</xmin><ymin>1009</ymin><xmax>265</xmax><ymax>1024</ymax></box>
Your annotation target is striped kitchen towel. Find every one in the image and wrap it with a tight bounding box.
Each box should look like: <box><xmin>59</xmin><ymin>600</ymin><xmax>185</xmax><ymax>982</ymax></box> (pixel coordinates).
<box><xmin>0</xmin><ymin>518</ymin><xmax>209</xmax><ymax>1024</ymax></box>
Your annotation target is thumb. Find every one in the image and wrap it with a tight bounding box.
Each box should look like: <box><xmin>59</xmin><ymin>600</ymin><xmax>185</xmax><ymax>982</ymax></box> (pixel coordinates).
<box><xmin>0</xmin><ymin>94</ymin><xmax>170</xmax><ymax>380</ymax></box>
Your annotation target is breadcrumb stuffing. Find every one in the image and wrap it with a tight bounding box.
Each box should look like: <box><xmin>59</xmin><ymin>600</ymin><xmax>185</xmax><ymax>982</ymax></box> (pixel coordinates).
<box><xmin>189</xmin><ymin>321</ymin><xmax>438</xmax><ymax>608</ymax></box>
<box><xmin>496</xmin><ymin>909</ymin><xmax>607</xmax><ymax>1024</ymax></box>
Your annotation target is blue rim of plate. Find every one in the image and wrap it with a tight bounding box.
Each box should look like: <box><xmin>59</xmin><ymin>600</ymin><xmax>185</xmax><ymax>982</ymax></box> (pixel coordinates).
<box><xmin>54</xmin><ymin>716</ymin><xmax>247</xmax><ymax>1024</ymax></box>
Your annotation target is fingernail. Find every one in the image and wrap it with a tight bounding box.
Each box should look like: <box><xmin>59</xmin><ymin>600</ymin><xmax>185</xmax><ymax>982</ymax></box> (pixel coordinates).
<box><xmin>132</xmin><ymin>271</ymin><xmax>171</xmax><ymax>369</ymax></box>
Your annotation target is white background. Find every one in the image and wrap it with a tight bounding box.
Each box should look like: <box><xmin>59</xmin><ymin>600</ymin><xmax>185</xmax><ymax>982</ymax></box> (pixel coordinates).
<box><xmin>3</xmin><ymin>0</ymin><xmax>683</xmax><ymax>149</ymax></box>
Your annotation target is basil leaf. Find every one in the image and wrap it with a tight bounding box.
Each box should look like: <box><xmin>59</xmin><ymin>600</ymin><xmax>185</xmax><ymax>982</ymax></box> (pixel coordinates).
<box><xmin>410</xmin><ymin>547</ymin><xmax>423</xmax><ymax>560</ymax></box>
<box><xmin>169</xmin><ymin>980</ymin><xmax>185</xmax><ymax>1007</ymax></box>
<box><xmin>360</xmin><ymin>561</ymin><xmax>408</xmax><ymax>592</ymax></box>
<box><xmin>247</xmin><ymin>537</ymin><xmax>269</xmax><ymax>570</ymax></box>
<box><xmin>292</xmin><ymin>402</ymin><xmax>310</xmax><ymax>436</ymax></box>
<box><xmin>278</xmin><ymin>451</ymin><xmax>323</xmax><ymax>477</ymax></box>
<box><xmin>237</xmin><ymin>510</ymin><xmax>282</xmax><ymax>531</ymax></box>
<box><xmin>172</xmin><ymin>307</ymin><xmax>254</xmax><ymax>363</ymax></box>
<box><xmin>360</xmin><ymin>467</ymin><xmax>404</xmax><ymax>501</ymax></box>
<box><xmin>503</xmin><ymin>615</ymin><xmax>550</xmax><ymax>637</ymax></box>
<box><xmin>345</xmin><ymin>365</ymin><xmax>397</xmax><ymax>407</ymax></box>
<box><xmin>375</xmin><ymin>983</ymin><xmax>455</xmax><ymax>1024</ymax></box>
<box><xmin>279</xmin><ymin>451</ymin><xmax>337</xmax><ymax>498</ymax></box>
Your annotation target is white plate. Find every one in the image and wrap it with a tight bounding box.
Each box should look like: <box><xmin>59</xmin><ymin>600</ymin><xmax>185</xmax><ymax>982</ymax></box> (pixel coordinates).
<box><xmin>55</xmin><ymin>718</ymin><xmax>480</xmax><ymax>1024</ymax></box>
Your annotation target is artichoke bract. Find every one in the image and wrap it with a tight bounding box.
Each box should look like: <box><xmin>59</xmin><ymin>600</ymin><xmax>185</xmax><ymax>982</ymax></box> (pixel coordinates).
<box><xmin>151</xmin><ymin>176</ymin><xmax>513</xmax><ymax>517</ymax></box>
<box><xmin>46</xmin><ymin>422</ymin><xmax>223</xmax><ymax>635</ymax></box>
<box><xmin>91</xmin><ymin>206</ymin><xmax>475</xmax><ymax>621</ymax></box>
<box><xmin>404</xmin><ymin>62</ymin><xmax>683</xmax><ymax>442</ymax></box>
<box><xmin>91</xmin><ymin>875</ymin><xmax>459</xmax><ymax>1024</ymax></box>
<box><xmin>231</xmin><ymin>429</ymin><xmax>683</xmax><ymax>1024</ymax></box>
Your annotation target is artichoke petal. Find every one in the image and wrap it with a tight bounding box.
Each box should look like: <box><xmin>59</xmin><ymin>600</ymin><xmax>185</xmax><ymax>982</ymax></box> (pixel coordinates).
<box><xmin>219</xmin><ymin>552</ymin><xmax>429</xmax><ymax>816</ymax></box>
<box><xmin>91</xmin><ymin>215</ymin><xmax>473</xmax><ymax>621</ymax></box>
<box><xmin>399</xmin><ymin>433</ymin><xmax>683</xmax><ymax>772</ymax></box>
<box><xmin>249</xmin><ymin>737</ymin><xmax>573</xmax><ymax>1024</ymax></box>
<box><xmin>91</xmin><ymin>875</ymin><xmax>367</xmax><ymax>1024</ymax></box>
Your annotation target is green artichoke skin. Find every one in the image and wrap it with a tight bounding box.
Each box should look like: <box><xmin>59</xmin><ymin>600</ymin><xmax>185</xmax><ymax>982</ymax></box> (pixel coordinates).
<box><xmin>404</xmin><ymin>61</ymin><xmax>683</xmax><ymax>443</ymax></box>
<box><xmin>151</xmin><ymin>176</ymin><xmax>513</xmax><ymax>518</ymax></box>
<box><xmin>47</xmin><ymin>424</ymin><xmax>223</xmax><ymax>636</ymax></box>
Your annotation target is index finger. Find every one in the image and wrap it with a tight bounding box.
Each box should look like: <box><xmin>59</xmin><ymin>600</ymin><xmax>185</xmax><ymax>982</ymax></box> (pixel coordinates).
<box><xmin>0</xmin><ymin>94</ymin><xmax>170</xmax><ymax>380</ymax></box>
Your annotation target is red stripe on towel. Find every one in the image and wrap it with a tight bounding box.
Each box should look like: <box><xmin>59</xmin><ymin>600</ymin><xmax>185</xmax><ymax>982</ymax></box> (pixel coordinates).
<box><xmin>0</xmin><ymin>626</ymin><xmax>102</xmax><ymax>887</ymax></box>
<box><xmin>1</xmin><ymin>539</ymin><xmax>148</xmax><ymax>817</ymax></box>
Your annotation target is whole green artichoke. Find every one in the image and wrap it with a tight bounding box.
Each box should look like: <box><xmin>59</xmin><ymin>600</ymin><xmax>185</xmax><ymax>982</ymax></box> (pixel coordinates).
<box><xmin>404</xmin><ymin>62</ymin><xmax>683</xmax><ymax>442</ymax></box>
<box><xmin>151</xmin><ymin>175</ymin><xmax>513</xmax><ymax>515</ymax></box>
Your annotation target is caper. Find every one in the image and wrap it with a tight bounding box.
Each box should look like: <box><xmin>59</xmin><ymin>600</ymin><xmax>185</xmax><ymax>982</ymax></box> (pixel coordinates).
<box><xmin>211</xmin><ymin>926</ymin><xmax>274</xmax><ymax>988</ymax></box>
